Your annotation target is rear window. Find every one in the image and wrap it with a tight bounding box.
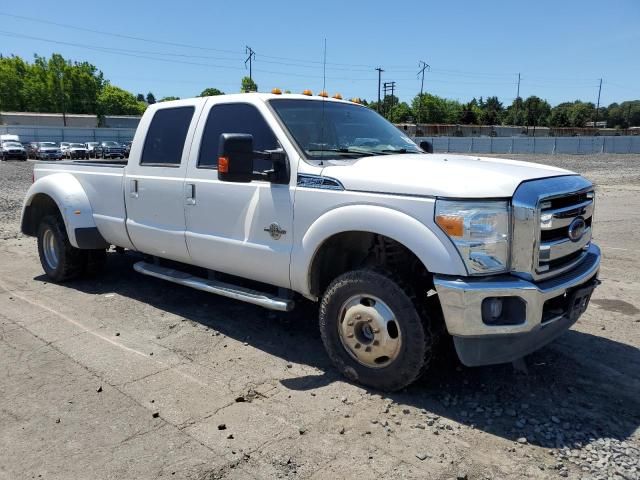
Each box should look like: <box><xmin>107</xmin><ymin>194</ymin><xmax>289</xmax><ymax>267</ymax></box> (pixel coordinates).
<box><xmin>141</xmin><ymin>106</ymin><xmax>194</xmax><ymax>166</ymax></box>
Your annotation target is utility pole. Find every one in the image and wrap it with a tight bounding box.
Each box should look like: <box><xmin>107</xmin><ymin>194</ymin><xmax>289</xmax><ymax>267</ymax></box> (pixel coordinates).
<box><xmin>383</xmin><ymin>81</ymin><xmax>396</xmax><ymax>118</ymax></box>
<box><xmin>375</xmin><ymin>67</ymin><xmax>384</xmax><ymax>114</ymax></box>
<box><xmin>514</xmin><ymin>72</ymin><xmax>521</xmax><ymax>126</ymax></box>
<box><xmin>594</xmin><ymin>78</ymin><xmax>602</xmax><ymax>128</ymax></box>
<box><xmin>245</xmin><ymin>46</ymin><xmax>256</xmax><ymax>89</ymax></box>
<box><xmin>417</xmin><ymin>61</ymin><xmax>430</xmax><ymax>124</ymax></box>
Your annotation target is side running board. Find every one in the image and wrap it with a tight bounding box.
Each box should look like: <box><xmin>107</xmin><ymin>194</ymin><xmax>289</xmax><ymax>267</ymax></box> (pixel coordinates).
<box><xmin>133</xmin><ymin>261</ymin><xmax>294</xmax><ymax>312</ymax></box>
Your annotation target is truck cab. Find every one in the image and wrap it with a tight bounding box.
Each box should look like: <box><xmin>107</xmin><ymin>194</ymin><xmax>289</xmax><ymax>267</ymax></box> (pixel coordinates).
<box><xmin>21</xmin><ymin>93</ymin><xmax>600</xmax><ymax>391</ymax></box>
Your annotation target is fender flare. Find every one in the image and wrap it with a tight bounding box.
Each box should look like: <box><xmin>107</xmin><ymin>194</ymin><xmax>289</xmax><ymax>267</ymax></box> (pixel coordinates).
<box><xmin>21</xmin><ymin>172</ymin><xmax>104</xmax><ymax>248</ymax></box>
<box><xmin>290</xmin><ymin>204</ymin><xmax>467</xmax><ymax>298</ymax></box>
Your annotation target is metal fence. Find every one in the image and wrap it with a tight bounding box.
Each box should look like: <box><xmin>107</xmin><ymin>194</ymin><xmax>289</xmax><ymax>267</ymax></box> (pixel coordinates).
<box><xmin>1</xmin><ymin>125</ymin><xmax>136</xmax><ymax>144</ymax></box>
<box><xmin>415</xmin><ymin>136</ymin><xmax>640</xmax><ymax>155</ymax></box>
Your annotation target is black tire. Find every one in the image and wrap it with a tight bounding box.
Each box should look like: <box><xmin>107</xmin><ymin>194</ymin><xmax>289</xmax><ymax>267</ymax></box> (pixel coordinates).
<box><xmin>319</xmin><ymin>269</ymin><xmax>436</xmax><ymax>391</ymax></box>
<box><xmin>37</xmin><ymin>215</ymin><xmax>87</xmax><ymax>282</ymax></box>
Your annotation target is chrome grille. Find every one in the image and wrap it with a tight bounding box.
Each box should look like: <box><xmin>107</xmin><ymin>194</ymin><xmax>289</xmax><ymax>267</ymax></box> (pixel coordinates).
<box><xmin>511</xmin><ymin>175</ymin><xmax>595</xmax><ymax>282</ymax></box>
<box><xmin>536</xmin><ymin>190</ymin><xmax>594</xmax><ymax>276</ymax></box>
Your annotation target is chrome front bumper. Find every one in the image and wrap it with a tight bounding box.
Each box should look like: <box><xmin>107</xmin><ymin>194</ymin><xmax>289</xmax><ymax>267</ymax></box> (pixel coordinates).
<box><xmin>434</xmin><ymin>243</ymin><xmax>601</xmax><ymax>366</ymax></box>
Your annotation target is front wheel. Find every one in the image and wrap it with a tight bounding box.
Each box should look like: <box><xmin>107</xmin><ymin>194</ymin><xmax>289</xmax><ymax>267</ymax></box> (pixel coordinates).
<box><xmin>37</xmin><ymin>215</ymin><xmax>87</xmax><ymax>281</ymax></box>
<box><xmin>319</xmin><ymin>269</ymin><xmax>436</xmax><ymax>391</ymax></box>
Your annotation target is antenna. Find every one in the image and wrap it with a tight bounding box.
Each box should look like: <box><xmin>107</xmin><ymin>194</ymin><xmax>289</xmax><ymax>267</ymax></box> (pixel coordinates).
<box><xmin>322</xmin><ymin>38</ymin><xmax>327</xmax><ymax>94</ymax></box>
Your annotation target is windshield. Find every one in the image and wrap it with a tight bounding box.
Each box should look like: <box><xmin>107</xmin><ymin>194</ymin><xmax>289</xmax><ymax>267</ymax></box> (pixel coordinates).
<box><xmin>103</xmin><ymin>141</ymin><xmax>119</xmax><ymax>146</ymax></box>
<box><xmin>70</xmin><ymin>143</ymin><xmax>84</xmax><ymax>147</ymax></box>
<box><xmin>269</xmin><ymin>99</ymin><xmax>422</xmax><ymax>161</ymax></box>
<box><xmin>3</xmin><ymin>142</ymin><xmax>22</xmax><ymax>148</ymax></box>
<box><xmin>40</xmin><ymin>142</ymin><xmax>57</xmax><ymax>147</ymax></box>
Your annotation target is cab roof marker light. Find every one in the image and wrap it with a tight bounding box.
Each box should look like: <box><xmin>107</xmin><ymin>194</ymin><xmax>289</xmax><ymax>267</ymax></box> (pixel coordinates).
<box><xmin>302</xmin><ymin>89</ymin><xmax>313</xmax><ymax>96</ymax></box>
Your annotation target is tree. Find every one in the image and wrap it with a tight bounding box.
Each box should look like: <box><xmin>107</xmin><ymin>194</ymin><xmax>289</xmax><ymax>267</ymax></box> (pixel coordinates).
<box><xmin>458</xmin><ymin>99</ymin><xmax>481</xmax><ymax>124</ymax></box>
<box><xmin>146</xmin><ymin>92</ymin><xmax>156</xmax><ymax>104</ymax></box>
<box><xmin>199</xmin><ymin>87</ymin><xmax>224</xmax><ymax>97</ymax></box>
<box><xmin>241</xmin><ymin>76</ymin><xmax>257</xmax><ymax>93</ymax></box>
<box><xmin>389</xmin><ymin>102</ymin><xmax>413</xmax><ymax>123</ymax></box>
<box><xmin>158</xmin><ymin>96</ymin><xmax>180</xmax><ymax>102</ymax></box>
<box><xmin>136</xmin><ymin>93</ymin><xmax>145</xmax><ymax>102</ymax></box>
<box><xmin>411</xmin><ymin>94</ymin><xmax>462</xmax><ymax>124</ymax></box>
<box><xmin>478</xmin><ymin>96</ymin><xmax>503</xmax><ymax>125</ymax></box>
<box><xmin>97</xmin><ymin>84</ymin><xmax>147</xmax><ymax>115</ymax></box>
<box><xmin>522</xmin><ymin>96</ymin><xmax>551</xmax><ymax>128</ymax></box>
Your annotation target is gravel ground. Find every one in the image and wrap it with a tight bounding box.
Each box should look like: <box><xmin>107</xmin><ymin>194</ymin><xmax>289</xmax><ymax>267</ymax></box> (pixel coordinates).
<box><xmin>0</xmin><ymin>156</ymin><xmax>639</xmax><ymax>480</ymax></box>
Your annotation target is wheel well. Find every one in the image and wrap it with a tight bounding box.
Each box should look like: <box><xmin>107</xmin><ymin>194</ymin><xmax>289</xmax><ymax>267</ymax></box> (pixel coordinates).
<box><xmin>309</xmin><ymin>231</ymin><xmax>433</xmax><ymax>298</ymax></box>
<box><xmin>22</xmin><ymin>194</ymin><xmax>61</xmax><ymax>236</ymax></box>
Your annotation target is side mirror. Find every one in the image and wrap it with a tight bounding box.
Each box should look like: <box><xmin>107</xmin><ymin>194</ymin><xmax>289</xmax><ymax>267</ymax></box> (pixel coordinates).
<box><xmin>218</xmin><ymin>133</ymin><xmax>254</xmax><ymax>183</ymax></box>
<box><xmin>419</xmin><ymin>140</ymin><xmax>433</xmax><ymax>153</ymax></box>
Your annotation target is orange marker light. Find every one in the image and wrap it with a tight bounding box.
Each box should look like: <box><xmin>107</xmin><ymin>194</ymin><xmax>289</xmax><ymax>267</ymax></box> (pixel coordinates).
<box><xmin>435</xmin><ymin>215</ymin><xmax>464</xmax><ymax>237</ymax></box>
<box><xmin>271</xmin><ymin>88</ymin><xmax>282</xmax><ymax>94</ymax></box>
<box><xmin>350</xmin><ymin>97</ymin><xmax>361</xmax><ymax>104</ymax></box>
<box><xmin>218</xmin><ymin>156</ymin><xmax>229</xmax><ymax>173</ymax></box>
<box><xmin>302</xmin><ymin>89</ymin><xmax>313</xmax><ymax>96</ymax></box>
<box><xmin>332</xmin><ymin>93</ymin><xmax>343</xmax><ymax>100</ymax></box>
<box><xmin>318</xmin><ymin>90</ymin><xmax>328</xmax><ymax>98</ymax></box>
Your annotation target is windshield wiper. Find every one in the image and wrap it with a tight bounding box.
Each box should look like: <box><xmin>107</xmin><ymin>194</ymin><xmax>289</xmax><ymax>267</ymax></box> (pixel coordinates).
<box><xmin>379</xmin><ymin>148</ymin><xmax>419</xmax><ymax>154</ymax></box>
<box><xmin>306</xmin><ymin>148</ymin><xmax>375</xmax><ymax>157</ymax></box>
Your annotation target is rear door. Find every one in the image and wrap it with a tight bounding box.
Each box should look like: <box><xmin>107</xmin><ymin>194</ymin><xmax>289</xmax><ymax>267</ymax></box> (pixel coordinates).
<box><xmin>124</xmin><ymin>102</ymin><xmax>202</xmax><ymax>263</ymax></box>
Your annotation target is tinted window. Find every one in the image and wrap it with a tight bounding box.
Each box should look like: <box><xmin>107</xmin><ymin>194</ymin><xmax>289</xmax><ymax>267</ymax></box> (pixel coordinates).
<box><xmin>141</xmin><ymin>106</ymin><xmax>194</xmax><ymax>166</ymax></box>
<box><xmin>198</xmin><ymin>103</ymin><xmax>278</xmax><ymax>169</ymax></box>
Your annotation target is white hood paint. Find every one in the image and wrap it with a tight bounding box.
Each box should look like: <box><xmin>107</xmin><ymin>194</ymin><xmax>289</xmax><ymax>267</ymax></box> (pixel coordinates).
<box><xmin>321</xmin><ymin>154</ymin><xmax>573</xmax><ymax>198</ymax></box>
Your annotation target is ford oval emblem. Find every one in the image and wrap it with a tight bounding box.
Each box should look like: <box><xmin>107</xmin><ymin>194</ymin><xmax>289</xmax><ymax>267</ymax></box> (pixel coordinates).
<box><xmin>567</xmin><ymin>217</ymin><xmax>586</xmax><ymax>242</ymax></box>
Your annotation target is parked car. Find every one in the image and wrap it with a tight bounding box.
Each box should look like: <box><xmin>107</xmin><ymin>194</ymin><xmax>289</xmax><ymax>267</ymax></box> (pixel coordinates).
<box><xmin>20</xmin><ymin>94</ymin><xmax>601</xmax><ymax>391</ymax></box>
<box><xmin>66</xmin><ymin>143</ymin><xmax>89</xmax><ymax>159</ymax></box>
<box><xmin>100</xmin><ymin>141</ymin><xmax>124</xmax><ymax>159</ymax></box>
<box><xmin>1</xmin><ymin>141</ymin><xmax>28</xmax><ymax>161</ymax></box>
<box><xmin>85</xmin><ymin>142</ymin><xmax>102</xmax><ymax>158</ymax></box>
<box><xmin>35</xmin><ymin>142</ymin><xmax>63</xmax><ymax>160</ymax></box>
<box><xmin>60</xmin><ymin>142</ymin><xmax>71</xmax><ymax>156</ymax></box>
<box><xmin>122</xmin><ymin>141</ymin><xmax>132</xmax><ymax>158</ymax></box>
<box><xmin>26</xmin><ymin>142</ymin><xmax>40</xmax><ymax>159</ymax></box>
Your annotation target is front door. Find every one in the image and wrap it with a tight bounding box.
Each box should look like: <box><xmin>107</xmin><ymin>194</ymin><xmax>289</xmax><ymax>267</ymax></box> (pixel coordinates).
<box><xmin>124</xmin><ymin>102</ymin><xmax>201</xmax><ymax>263</ymax></box>
<box><xmin>184</xmin><ymin>100</ymin><xmax>295</xmax><ymax>288</ymax></box>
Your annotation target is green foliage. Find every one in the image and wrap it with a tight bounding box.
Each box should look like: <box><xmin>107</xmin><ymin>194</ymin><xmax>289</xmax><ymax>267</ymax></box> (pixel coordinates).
<box><xmin>97</xmin><ymin>85</ymin><xmax>147</xmax><ymax>115</ymax></box>
<box><xmin>412</xmin><ymin>94</ymin><xmax>462</xmax><ymax>124</ymax></box>
<box><xmin>523</xmin><ymin>96</ymin><xmax>551</xmax><ymax>127</ymax></box>
<box><xmin>388</xmin><ymin>102</ymin><xmax>413</xmax><ymax>123</ymax></box>
<box><xmin>241</xmin><ymin>76</ymin><xmax>258</xmax><ymax>93</ymax></box>
<box><xmin>199</xmin><ymin>87</ymin><xmax>224</xmax><ymax>97</ymax></box>
<box><xmin>158</xmin><ymin>96</ymin><xmax>181</xmax><ymax>102</ymax></box>
<box><xmin>478</xmin><ymin>96</ymin><xmax>503</xmax><ymax>125</ymax></box>
<box><xmin>146</xmin><ymin>92</ymin><xmax>156</xmax><ymax>104</ymax></box>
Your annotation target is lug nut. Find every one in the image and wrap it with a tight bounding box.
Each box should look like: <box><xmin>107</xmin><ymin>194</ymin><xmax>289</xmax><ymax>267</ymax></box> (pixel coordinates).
<box><xmin>367</xmin><ymin>317</ymin><xmax>373</xmax><ymax>322</ymax></box>
<box><xmin>354</xmin><ymin>343</ymin><xmax>361</xmax><ymax>349</ymax></box>
<box><xmin>373</xmin><ymin>340</ymin><xmax>379</xmax><ymax>346</ymax></box>
<box><xmin>373</xmin><ymin>328</ymin><xmax>380</xmax><ymax>334</ymax></box>
<box><xmin>347</xmin><ymin>320</ymin><xmax>354</xmax><ymax>326</ymax></box>
<box><xmin>355</xmin><ymin>314</ymin><xmax>361</xmax><ymax>320</ymax></box>
<box><xmin>365</xmin><ymin>346</ymin><xmax>372</xmax><ymax>352</ymax></box>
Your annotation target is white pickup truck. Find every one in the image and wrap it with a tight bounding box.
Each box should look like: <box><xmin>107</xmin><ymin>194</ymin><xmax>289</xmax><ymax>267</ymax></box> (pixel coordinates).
<box><xmin>21</xmin><ymin>93</ymin><xmax>600</xmax><ymax>391</ymax></box>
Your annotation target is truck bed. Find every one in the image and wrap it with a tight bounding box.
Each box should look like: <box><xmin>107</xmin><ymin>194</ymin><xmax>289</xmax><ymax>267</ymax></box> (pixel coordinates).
<box><xmin>34</xmin><ymin>160</ymin><xmax>133</xmax><ymax>249</ymax></box>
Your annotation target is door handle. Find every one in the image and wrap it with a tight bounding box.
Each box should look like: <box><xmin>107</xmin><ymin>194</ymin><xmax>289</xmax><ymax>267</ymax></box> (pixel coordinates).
<box><xmin>130</xmin><ymin>179</ymin><xmax>139</xmax><ymax>198</ymax></box>
<box><xmin>185</xmin><ymin>183</ymin><xmax>196</xmax><ymax>205</ymax></box>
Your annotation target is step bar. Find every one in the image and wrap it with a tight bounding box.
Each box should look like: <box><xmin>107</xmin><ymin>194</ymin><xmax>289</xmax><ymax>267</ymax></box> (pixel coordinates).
<box><xmin>133</xmin><ymin>261</ymin><xmax>294</xmax><ymax>312</ymax></box>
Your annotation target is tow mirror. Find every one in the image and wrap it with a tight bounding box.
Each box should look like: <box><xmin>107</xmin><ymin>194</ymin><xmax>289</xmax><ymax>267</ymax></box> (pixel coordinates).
<box><xmin>419</xmin><ymin>140</ymin><xmax>433</xmax><ymax>153</ymax></box>
<box><xmin>218</xmin><ymin>133</ymin><xmax>254</xmax><ymax>182</ymax></box>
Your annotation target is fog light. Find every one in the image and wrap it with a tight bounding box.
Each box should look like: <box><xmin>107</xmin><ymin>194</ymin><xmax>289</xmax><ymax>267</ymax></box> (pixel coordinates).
<box><xmin>481</xmin><ymin>297</ymin><xmax>526</xmax><ymax>326</ymax></box>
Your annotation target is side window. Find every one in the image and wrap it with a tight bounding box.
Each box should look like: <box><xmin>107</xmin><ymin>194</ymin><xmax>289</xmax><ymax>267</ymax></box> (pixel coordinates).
<box><xmin>141</xmin><ymin>106</ymin><xmax>194</xmax><ymax>166</ymax></box>
<box><xmin>197</xmin><ymin>103</ymin><xmax>279</xmax><ymax>170</ymax></box>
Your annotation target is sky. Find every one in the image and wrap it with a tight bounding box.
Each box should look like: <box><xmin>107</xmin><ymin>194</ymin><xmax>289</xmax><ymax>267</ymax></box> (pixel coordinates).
<box><xmin>0</xmin><ymin>0</ymin><xmax>638</xmax><ymax>107</ymax></box>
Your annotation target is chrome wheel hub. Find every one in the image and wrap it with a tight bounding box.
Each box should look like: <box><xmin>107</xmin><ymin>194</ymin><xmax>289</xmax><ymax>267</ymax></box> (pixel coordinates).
<box><xmin>42</xmin><ymin>228</ymin><xmax>60</xmax><ymax>270</ymax></box>
<box><xmin>338</xmin><ymin>295</ymin><xmax>402</xmax><ymax>368</ymax></box>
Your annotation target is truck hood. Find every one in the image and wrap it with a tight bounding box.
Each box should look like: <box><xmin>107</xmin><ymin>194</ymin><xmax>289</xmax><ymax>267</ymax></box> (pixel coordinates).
<box><xmin>321</xmin><ymin>154</ymin><xmax>574</xmax><ymax>198</ymax></box>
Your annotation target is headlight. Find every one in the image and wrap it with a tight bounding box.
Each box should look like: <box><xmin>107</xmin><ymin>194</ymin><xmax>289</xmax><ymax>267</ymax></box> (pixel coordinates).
<box><xmin>435</xmin><ymin>200</ymin><xmax>510</xmax><ymax>275</ymax></box>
